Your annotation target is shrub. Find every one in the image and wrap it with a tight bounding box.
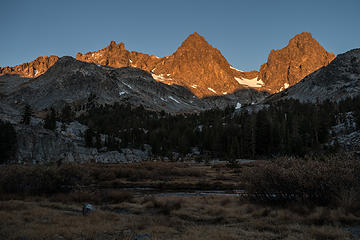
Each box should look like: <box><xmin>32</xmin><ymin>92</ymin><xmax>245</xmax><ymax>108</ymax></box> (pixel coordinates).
<box><xmin>243</xmin><ymin>154</ymin><xmax>360</xmax><ymax>206</ymax></box>
<box><xmin>145</xmin><ymin>197</ymin><xmax>183</xmax><ymax>215</ymax></box>
<box><xmin>104</xmin><ymin>190</ymin><xmax>133</xmax><ymax>203</ymax></box>
<box><xmin>0</xmin><ymin>164</ymin><xmax>89</xmax><ymax>195</ymax></box>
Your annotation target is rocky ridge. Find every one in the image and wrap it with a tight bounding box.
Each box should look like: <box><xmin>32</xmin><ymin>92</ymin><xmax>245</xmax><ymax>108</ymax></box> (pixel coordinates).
<box><xmin>0</xmin><ymin>56</ymin><xmax>59</xmax><ymax>78</ymax></box>
<box><xmin>1</xmin><ymin>56</ymin><xmax>266</xmax><ymax>114</ymax></box>
<box><xmin>0</xmin><ymin>32</ymin><xmax>335</xmax><ymax>98</ymax></box>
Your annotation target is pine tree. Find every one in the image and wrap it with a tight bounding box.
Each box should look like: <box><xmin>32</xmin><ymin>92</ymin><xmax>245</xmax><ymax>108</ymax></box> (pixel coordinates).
<box><xmin>21</xmin><ymin>104</ymin><xmax>33</xmax><ymax>125</ymax></box>
<box><xmin>60</xmin><ymin>104</ymin><xmax>74</xmax><ymax>123</ymax></box>
<box><xmin>0</xmin><ymin>120</ymin><xmax>17</xmax><ymax>164</ymax></box>
<box><xmin>95</xmin><ymin>132</ymin><xmax>102</xmax><ymax>149</ymax></box>
<box><xmin>44</xmin><ymin>108</ymin><xmax>57</xmax><ymax>130</ymax></box>
<box><xmin>84</xmin><ymin>128</ymin><xmax>95</xmax><ymax>147</ymax></box>
<box><xmin>228</xmin><ymin>136</ymin><xmax>240</xmax><ymax>159</ymax></box>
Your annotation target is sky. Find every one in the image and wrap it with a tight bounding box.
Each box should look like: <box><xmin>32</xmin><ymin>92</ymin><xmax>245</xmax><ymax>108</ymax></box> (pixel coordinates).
<box><xmin>1</xmin><ymin>0</ymin><xmax>359</xmax><ymax>71</ymax></box>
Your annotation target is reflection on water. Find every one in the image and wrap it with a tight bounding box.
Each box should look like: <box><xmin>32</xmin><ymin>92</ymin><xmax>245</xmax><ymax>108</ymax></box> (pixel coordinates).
<box><xmin>115</xmin><ymin>188</ymin><xmax>246</xmax><ymax>197</ymax></box>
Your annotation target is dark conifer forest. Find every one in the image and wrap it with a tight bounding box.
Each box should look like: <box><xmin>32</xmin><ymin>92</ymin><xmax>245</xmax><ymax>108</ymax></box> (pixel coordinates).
<box><xmin>77</xmin><ymin>97</ymin><xmax>360</xmax><ymax>159</ymax></box>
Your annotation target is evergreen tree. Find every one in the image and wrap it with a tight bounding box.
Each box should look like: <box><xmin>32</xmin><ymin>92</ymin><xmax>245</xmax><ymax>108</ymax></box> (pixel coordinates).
<box><xmin>60</xmin><ymin>104</ymin><xmax>74</xmax><ymax>123</ymax></box>
<box><xmin>61</xmin><ymin>122</ymin><xmax>67</xmax><ymax>132</ymax></box>
<box><xmin>21</xmin><ymin>104</ymin><xmax>33</xmax><ymax>125</ymax></box>
<box><xmin>228</xmin><ymin>136</ymin><xmax>240</xmax><ymax>159</ymax></box>
<box><xmin>95</xmin><ymin>132</ymin><xmax>102</xmax><ymax>149</ymax></box>
<box><xmin>0</xmin><ymin>120</ymin><xmax>17</xmax><ymax>164</ymax></box>
<box><xmin>84</xmin><ymin>128</ymin><xmax>95</xmax><ymax>147</ymax></box>
<box><xmin>44</xmin><ymin>108</ymin><xmax>57</xmax><ymax>130</ymax></box>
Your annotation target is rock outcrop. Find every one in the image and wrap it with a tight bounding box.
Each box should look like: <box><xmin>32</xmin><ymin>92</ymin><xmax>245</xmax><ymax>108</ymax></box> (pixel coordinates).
<box><xmin>0</xmin><ymin>56</ymin><xmax>59</xmax><ymax>78</ymax></box>
<box><xmin>259</xmin><ymin>32</ymin><xmax>335</xmax><ymax>93</ymax></box>
<box><xmin>14</xmin><ymin>120</ymin><xmax>151</xmax><ymax>164</ymax></box>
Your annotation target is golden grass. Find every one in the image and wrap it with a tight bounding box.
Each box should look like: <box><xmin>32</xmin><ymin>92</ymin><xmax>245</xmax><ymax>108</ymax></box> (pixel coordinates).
<box><xmin>0</xmin><ymin>196</ymin><xmax>358</xmax><ymax>240</ymax></box>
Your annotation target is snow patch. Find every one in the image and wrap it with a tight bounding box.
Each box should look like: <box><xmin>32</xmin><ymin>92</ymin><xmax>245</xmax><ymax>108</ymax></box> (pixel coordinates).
<box><xmin>129</xmin><ymin>59</ymin><xmax>133</xmax><ymax>63</ymax></box>
<box><xmin>279</xmin><ymin>83</ymin><xmax>290</xmax><ymax>91</ymax></box>
<box><xmin>230</xmin><ymin>66</ymin><xmax>244</xmax><ymax>72</ymax></box>
<box><xmin>234</xmin><ymin>77</ymin><xmax>264</xmax><ymax>88</ymax></box>
<box><xmin>191</xmin><ymin>85</ymin><xmax>198</xmax><ymax>89</ymax></box>
<box><xmin>123</xmin><ymin>82</ymin><xmax>132</xmax><ymax>89</ymax></box>
<box><xmin>34</xmin><ymin>70</ymin><xmax>38</xmax><ymax>76</ymax></box>
<box><xmin>168</xmin><ymin>96</ymin><xmax>180</xmax><ymax>103</ymax></box>
<box><xmin>208</xmin><ymin>88</ymin><xmax>217</xmax><ymax>93</ymax></box>
<box><xmin>119</xmin><ymin>91</ymin><xmax>127</xmax><ymax>96</ymax></box>
<box><xmin>91</xmin><ymin>52</ymin><xmax>103</xmax><ymax>58</ymax></box>
<box><xmin>223</xmin><ymin>92</ymin><xmax>227</xmax><ymax>95</ymax></box>
<box><xmin>235</xmin><ymin>102</ymin><xmax>242</xmax><ymax>109</ymax></box>
<box><xmin>152</xmin><ymin>73</ymin><xmax>172</xmax><ymax>81</ymax></box>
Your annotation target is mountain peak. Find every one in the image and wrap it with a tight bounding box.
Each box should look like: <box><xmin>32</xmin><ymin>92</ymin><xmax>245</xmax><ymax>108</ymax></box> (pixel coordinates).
<box><xmin>187</xmin><ymin>32</ymin><xmax>203</xmax><ymax>40</ymax></box>
<box><xmin>179</xmin><ymin>32</ymin><xmax>210</xmax><ymax>50</ymax></box>
<box><xmin>76</xmin><ymin>40</ymin><xmax>130</xmax><ymax>68</ymax></box>
<box><xmin>107</xmin><ymin>40</ymin><xmax>125</xmax><ymax>51</ymax></box>
<box><xmin>109</xmin><ymin>40</ymin><xmax>117</xmax><ymax>47</ymax></box>
<box><xmin>259</xmin><ymin>32</ymin><xmax>335</xmax><ymax>92</ymax></box>
<box><xmin>291</xmin><ymin>32</ymin><xmax>313</xmax><ymax>40</ymax></box>
<box><xmin>288</xmin><ymin>32</ymin><xmax>320</xmax><ymax>47</ymax></box>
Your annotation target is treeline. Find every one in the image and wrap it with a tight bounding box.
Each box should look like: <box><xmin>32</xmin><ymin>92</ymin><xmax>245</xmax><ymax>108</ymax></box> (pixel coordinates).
<box><xmin>77</xmin><ymin>97</ymin><xmax>360</xmax><ymax>159</ymax></box>
<box><xmin>2</xmin><ymin>96</ymin><xmax>359</xmax><ymax>163</ymax></box>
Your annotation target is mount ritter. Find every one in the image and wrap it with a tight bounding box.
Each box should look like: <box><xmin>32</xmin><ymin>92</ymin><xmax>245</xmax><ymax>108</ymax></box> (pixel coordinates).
<box><xmin>1</xmin><ymin>32</ymin><xmax>359</xmax><ymax>164</ymax></box>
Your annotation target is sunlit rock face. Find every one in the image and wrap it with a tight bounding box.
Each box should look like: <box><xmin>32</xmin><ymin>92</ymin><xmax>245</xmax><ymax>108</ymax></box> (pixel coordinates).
<box><xmin>259</xmin><ymin>32</ymin><xmax>335</xmax><ymax>93</ymax></box>
<box><xmin>269</xmin><ymin>48</ymin><xmax>360</xmax><ymax>103</ymax></box>
<box><xmin>0</xmin><ymin>56</ymin><xmax>59</xmax><ymax>78</ymax></box>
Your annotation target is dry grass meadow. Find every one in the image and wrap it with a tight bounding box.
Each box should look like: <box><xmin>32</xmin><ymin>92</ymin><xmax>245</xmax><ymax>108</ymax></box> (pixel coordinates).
<box><xmin>0</xmin><ymin>155</ymin><xmax>359</xmax><ymax>239</ymax></box>
<box><xmin>1</xmin><ymin>196</ymin><xmax>359</xmax><ymax>240</ymax></box>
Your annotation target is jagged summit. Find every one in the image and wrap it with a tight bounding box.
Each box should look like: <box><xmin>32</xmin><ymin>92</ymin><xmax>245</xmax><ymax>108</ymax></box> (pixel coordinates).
<box><xmin>269</xmin><ymin>48</ymin><xmax>360</xmax><ymax>103</ymax></box>
<box><xmin>259</xmin><ymin>32</ymin><xmax>335</xmax><ymax>93</ymax></box>
<box><xmin>107</xmin><ymin>41</ymin><xmax>125</xmax><ymax>50</ymax></box>
<box><xmin>289</xmin><ymin>32</ymin><xmax>313</xmax><ymax>43</ymax></box>
<box><xmin>178</xmin><ymin>32</ymin><xmax>210</xmax><ymax>50</ymax></box>
<box><xmin>76</xmin><ymin>40</ymin><xmax>132</xmax><ymax>68</ymax></box>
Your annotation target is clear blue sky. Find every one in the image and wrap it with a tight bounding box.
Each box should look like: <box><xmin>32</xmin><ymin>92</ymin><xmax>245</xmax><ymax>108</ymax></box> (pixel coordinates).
<box><xmin>1</xmin><ymin>0</ymin><xmax>359</xmax><ymax>71</ymax></box>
